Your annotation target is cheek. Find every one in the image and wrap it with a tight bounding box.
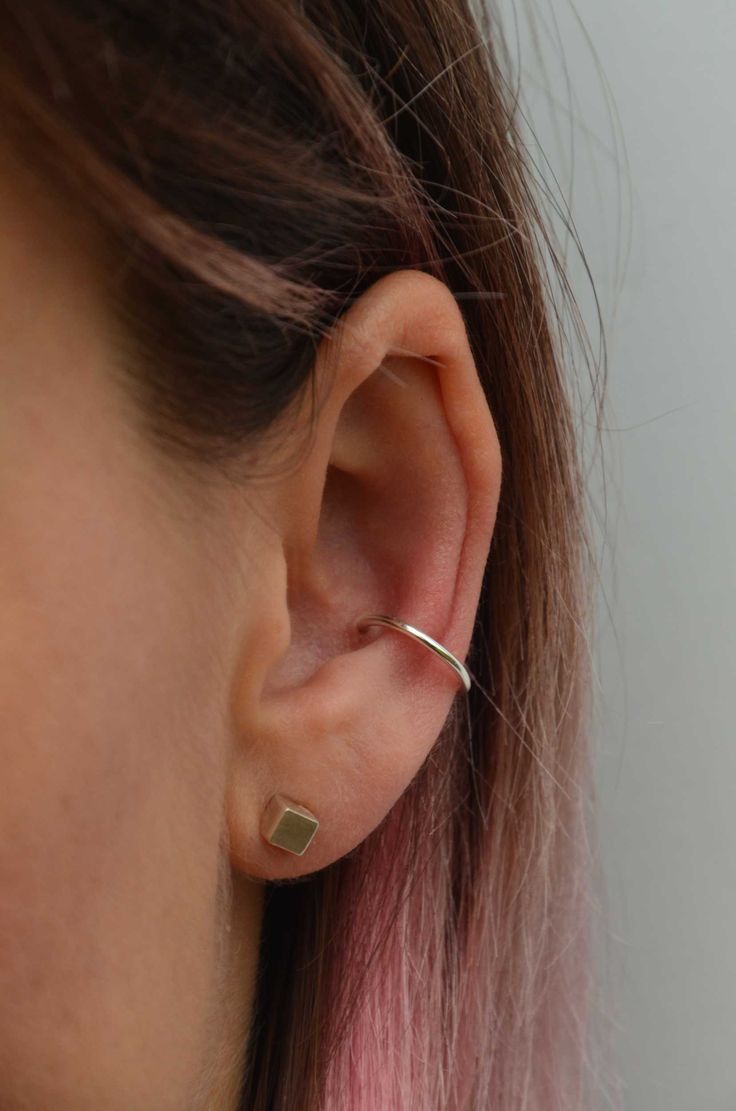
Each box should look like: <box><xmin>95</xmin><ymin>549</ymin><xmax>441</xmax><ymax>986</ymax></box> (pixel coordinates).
<box><xmin>0</xmin><ymin>448</ymin><xmax>229</xmax><ymax>1109</ymax></box>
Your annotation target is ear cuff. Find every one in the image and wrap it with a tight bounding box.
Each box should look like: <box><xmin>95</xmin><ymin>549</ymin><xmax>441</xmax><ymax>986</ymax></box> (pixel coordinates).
<box><xmin>261</xmin><ymin>612</ymin><xmax>473</xmax><ymax>856</ymax></box>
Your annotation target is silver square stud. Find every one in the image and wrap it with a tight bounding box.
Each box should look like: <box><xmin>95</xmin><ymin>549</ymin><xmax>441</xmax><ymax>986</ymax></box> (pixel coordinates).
<box><xmin>261</xmin><ymin>794</ymin><xmax>319</xmax><ymax>856</ymax></box>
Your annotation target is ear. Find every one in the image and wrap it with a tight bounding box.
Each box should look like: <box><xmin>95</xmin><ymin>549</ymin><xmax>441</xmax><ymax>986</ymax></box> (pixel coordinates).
<box><xmin>226</xmin><ymin>269</ymin><xmax>502</xmax><ymax>879</ymax></box>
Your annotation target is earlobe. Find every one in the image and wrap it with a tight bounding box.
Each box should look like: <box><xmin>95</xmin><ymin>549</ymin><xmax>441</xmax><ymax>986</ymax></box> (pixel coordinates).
<box><xmin>254</xmin><ymin>616</ymin><xmax>473</xmax><ymax>862</ymax></box>
<box><xmin>225</xmin><ymin>269</ymin><xmax>502</xmax><ymax>881</ymax></box>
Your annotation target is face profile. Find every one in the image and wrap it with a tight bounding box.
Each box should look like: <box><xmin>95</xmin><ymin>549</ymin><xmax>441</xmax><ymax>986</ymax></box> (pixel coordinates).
<box><xmin>0</xmin><ymin>4</ymin><xmax>597</xmax><ymax>1110</ymax></box>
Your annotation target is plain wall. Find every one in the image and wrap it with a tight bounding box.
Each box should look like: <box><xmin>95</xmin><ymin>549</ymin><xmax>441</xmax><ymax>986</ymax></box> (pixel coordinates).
<box><xmin>495</xmin><ymin>1</ymin><xmax>736</xmax><ymax>1108</ymax></box>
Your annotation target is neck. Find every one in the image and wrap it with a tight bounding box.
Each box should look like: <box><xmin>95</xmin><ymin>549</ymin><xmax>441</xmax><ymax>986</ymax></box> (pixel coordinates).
<box><xmin>203</xmin><ymin>870</ymin><xmax>264</xmax><ymax>1111</ymax></box>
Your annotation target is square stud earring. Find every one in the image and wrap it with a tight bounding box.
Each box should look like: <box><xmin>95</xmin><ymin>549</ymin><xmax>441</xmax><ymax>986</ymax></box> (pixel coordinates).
<box><xmin>261</xmin><ymin>793</ymin><xmax>319</xmax><ymax>856</ymax></box>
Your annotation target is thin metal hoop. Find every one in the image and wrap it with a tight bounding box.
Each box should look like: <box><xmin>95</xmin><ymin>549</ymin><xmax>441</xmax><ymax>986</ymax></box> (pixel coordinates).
<box><xmin>356</xmin><ymin>613</ymin><xmax>472</xmax><ymax>693</ymax></box>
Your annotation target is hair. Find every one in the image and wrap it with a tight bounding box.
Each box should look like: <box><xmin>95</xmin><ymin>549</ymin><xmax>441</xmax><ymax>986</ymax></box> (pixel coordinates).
<box><xmin>0</xmin><ymin>1</ymin><xmax>601</xmax><ymax>1108</ymax></box>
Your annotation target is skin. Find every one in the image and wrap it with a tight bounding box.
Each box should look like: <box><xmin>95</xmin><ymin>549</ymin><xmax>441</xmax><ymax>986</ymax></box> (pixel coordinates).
<box><xmin>0</xmin><ymin>151</ymin><xmax>502</xmax><ymax>1110</ymax></box>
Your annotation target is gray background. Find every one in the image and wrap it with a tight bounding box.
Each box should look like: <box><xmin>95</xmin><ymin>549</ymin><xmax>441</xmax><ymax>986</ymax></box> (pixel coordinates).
<box><xmin>495</xmin><ymin>1</ymin><xmax>736</xmax><ymax>1108</ymax></box>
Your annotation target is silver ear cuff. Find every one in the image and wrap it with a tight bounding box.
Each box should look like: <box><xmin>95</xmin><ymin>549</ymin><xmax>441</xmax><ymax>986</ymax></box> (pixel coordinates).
<box><xmin>261</xmin><ymin>612</ymin><xmax>472</xmax><ymax>857</ymax></box>
<box><xmin>356</xmin><ymin>613</ymin><xmax>473</xmax><ymax>694</ymax></box>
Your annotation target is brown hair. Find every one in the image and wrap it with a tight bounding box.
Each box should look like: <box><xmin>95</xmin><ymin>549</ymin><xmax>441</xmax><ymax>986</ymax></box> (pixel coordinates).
<box><xmin>0</xmin><ymin>2</ymin><xmax>600</xmax><ymax>1108</ymax></box>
